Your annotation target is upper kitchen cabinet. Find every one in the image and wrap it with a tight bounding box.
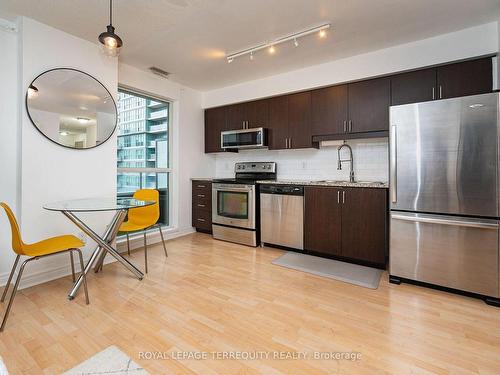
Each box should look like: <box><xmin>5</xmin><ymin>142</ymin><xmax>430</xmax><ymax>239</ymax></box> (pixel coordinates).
<box><xmin>288</xmin><ymin>91</ymin><xmax>313</xmax><ymax>149</ymax></box>
<box><xmin>226</xmin><ymin>99</ymin><xmax>269</xmax><ymax>130</ymax></box>
<box><xmin>311</xmin><ymin>78</ymin><xmax>390</xmax><ymax>140</ymax></box>
<box><xmin>437</xmin><ymin>57</ymin><xmax>492</xmax><ymax>99</ymax></box>
<box><xmin>205</xmin><ymin>106</ymin><xmax>226</xmax><ymax>153</ymax></box>
<box><xmin>348</xmin><ymin>77</ymin><xmax>391</xmax><ymax>134</ymax></box>
<box><xmin>391</xmin><ymin>68</ymin><xmax>437</xmax><ymax>106</ymax></box>
<box><xmin>268</xmin><ymin>91</ymin><xmax>314</xmax><ymax>150</ymax></box>
<box><xmin>268</xmin><ymin>95</ymin><xmax>289</xmax><ymax>150</ymax></box>
<box><xmin>311</xmin><ymin>84</ymin><xmax>348</xmax><ymax>136</ymax></box>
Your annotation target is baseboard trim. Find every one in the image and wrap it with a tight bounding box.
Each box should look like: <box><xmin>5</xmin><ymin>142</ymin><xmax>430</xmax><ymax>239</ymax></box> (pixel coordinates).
<box><xmin>0</xmin><ymin>227</ymin><xmax>196</xmax><ymax>289</ymax></box>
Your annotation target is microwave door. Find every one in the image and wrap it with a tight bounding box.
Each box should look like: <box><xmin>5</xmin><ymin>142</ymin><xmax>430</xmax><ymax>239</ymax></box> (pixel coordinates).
<box><xmin>221</xmin><ymin>128</ymin><xmax>265</xmax><ymax>149</ymax></box>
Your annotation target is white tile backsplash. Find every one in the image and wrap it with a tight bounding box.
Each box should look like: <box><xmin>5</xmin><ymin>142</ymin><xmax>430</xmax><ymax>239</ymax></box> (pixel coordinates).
<box><xmin>214</xmin><ymin>138</ymin><xmax>388</xmax><ymax>182</ymax></box>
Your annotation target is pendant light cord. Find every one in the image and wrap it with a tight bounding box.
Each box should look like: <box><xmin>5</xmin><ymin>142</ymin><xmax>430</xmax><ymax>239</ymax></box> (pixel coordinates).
<box><xmin>109</xmin><ymin>0</ymin><xmax>113</xmax><ymax>26</ymax></box>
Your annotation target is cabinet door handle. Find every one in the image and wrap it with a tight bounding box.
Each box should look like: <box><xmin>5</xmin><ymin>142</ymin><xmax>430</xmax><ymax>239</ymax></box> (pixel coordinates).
<box><xmin>348</xmin><ymin>120</ymin><xmax>352</xmax><ymax>133</ymax></box>
<box><xmin>289</xmin><ymin>138</ymin><xmax>292</xmax><ymax>149</ymax></box>
<box><xmin>432</xmin><ymin>87</ymin><xmax>435</xmax><ymax>100</ymax></box>
<box><xmin>197</xmin><ymin>185</ymin><xmax>206</xmax><ymax>188</ymax></box>
<box><xmin>197</xmin><ymin>218</ymin><xmax>206</xmax><ymax>222</ymax></box>
<box><xmin>337</xmin><ymin>190</ymin><xmax>340</xmax><ymax>204</ymax></box>
<box><xmin>342</xmin><ymin>191</ymin><xmax>345</xmax><ymax>204</ymax></box>
<box><xmin>343</xmin><ymin>120</ymin><xmax>347</xmax><ymax>133</ymax></box>
<box><xmin>439</xmin><ymin>85</ymin><xmax>442</xmax><ymax>99</ymax></box>
<box><xmin>197</xmin><ymin>204</ymin><xmax>206</xmax><ymax>208</ymax></box>
<box><xmin>197</xmin><ymin>194</ymin><xmax>205</xmax><ymax>198</ymax></box>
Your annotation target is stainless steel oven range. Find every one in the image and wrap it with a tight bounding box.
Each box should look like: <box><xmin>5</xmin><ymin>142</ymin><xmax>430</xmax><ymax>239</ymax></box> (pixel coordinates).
<box><xmin>212</xmin><ymin>162</ymin><xmax>276</xmax><ymax>246</ymax></box>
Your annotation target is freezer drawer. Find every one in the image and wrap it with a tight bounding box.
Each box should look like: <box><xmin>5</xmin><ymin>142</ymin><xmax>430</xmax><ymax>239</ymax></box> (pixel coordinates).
<box><xmin>390</xmin><ymin>212</ymin><xmax>499</xmax><ymax>297</ymax></box>
<box><xmin>260</xmin><ymin>193</ymin><xmax>304</xmax><ymax>250</ymax></box>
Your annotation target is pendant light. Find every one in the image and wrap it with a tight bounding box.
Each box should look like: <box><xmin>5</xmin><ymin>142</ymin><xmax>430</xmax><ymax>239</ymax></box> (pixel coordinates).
<box><xmin>98</xmin><ymin>0</ymin><xmax>123</xmax><ymax>57</ymax></box>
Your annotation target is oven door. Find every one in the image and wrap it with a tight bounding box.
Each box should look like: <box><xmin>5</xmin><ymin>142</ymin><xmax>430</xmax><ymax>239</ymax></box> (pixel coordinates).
<box><xmin>212</xmin><ymin>184</ymin><xmax>255</xmax><ymax>229</ymax></box>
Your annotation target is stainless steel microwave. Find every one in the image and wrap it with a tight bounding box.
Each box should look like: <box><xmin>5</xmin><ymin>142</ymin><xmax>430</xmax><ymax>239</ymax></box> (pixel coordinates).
<box><xmin>221</xmin><ymin>127</ymin><xmax>267</xmax><ymax>150</ymax></box>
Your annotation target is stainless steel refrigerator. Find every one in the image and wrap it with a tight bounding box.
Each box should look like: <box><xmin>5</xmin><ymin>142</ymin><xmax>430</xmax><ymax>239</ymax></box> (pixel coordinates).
<box><xmin>389</xmin><ymin>92</ymin><xmax>499</xmax><ymax>305</ymax></box>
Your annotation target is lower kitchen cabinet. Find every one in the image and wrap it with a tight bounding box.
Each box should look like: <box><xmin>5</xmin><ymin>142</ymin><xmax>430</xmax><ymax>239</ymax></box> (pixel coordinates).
<box><xmin>304</xmin><ymin>186</ymin><xmax>342</xmax><ymax>256</ymax></box>
<box><xmin>304</xmin><ymin>186</ymin><xmax>387</xmax><ymax>266</ymax></box>
<box><xmin>192</xmin><ymin>180</ymin><xmax>212</xmax><ymax>233</ymax></box>
<box><xmin>341</xmin><ymin>188</ymin><xmax>387</xmax><ymax>264</ymax></box>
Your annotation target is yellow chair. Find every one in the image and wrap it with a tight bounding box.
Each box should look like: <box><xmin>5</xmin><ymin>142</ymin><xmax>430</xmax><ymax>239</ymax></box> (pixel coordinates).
<box><xmin>0</xmin><ymin>202</ymin><xmax>89</xmax><ymax>332</ymax></box>
<box><xmin>119</xmin><ymin>189</ymin><xmax>168</xmax><ymax>273</ymax></box>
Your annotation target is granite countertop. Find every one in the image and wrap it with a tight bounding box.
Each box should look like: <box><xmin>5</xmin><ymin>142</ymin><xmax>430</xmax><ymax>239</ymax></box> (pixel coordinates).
<box><xmin>256</xmin><ymin>179</ymin><xmax>389</xmax><ymax>189</ymax></box>
<box><xmin>191</xmin><ymin>177</ymin><xmax>214</xmax><ymax>181</ymax></box>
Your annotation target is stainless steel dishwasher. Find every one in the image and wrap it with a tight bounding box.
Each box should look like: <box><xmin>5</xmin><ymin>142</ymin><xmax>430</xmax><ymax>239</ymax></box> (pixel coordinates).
<box><xmin>260</xmin><ymin>184</ymin><xmax>304</xmax><ymax>250</ymax></box>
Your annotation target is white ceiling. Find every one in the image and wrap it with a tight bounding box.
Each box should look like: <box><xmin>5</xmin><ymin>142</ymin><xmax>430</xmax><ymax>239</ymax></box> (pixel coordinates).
<box><xmin>2</xmin><ymin>0</ymin><xmax>500</xmax><ymax>91</ymax></box>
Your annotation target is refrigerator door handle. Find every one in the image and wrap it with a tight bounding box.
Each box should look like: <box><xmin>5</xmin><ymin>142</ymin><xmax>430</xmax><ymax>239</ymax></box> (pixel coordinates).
<box><xmin>390</xmin><ymin>124</ymin><xmax>397</xmax><ymax>203</ymax></box>
<box><xmin>391</xmin><ymin>213</ymin><xmax>499</xmax><ymax>229</ymax></box>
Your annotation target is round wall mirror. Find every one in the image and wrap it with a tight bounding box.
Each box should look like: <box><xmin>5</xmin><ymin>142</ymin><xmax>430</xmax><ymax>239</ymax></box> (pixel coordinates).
<box><xmin>26</xmin><ymin>68</ymin><xmax>117</xmax><ymax>149</ymax></box>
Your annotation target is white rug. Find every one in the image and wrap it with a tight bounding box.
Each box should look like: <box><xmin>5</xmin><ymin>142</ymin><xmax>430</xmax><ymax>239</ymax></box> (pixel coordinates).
<box><xmin>0</xmin><ymin>356</ymin><xmax>9</xmax><ymax>375</ymax></box>
<box><xmin>63</xmin><ymin>346</ymin><xmax>149</xmax><ymax>375</ymax></box>
<box><xmin>272</xmin><ymin>252</ymin><xmax>383</xmax><ymax>289</ymax></box>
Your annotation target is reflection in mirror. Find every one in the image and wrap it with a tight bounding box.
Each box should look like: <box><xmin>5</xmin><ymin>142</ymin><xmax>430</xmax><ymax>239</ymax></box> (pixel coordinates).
<box><xmin>26</xmin><ymin>68</ymin><xmax>117</xmax><ymax>149</ymax></box>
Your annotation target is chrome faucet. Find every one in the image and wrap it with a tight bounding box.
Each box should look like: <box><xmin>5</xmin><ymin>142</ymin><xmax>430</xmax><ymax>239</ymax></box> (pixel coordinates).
<box><xmin>337</xmin><ymin>142</ymin><xmax>355</xmax><ymax>183</ymax></box>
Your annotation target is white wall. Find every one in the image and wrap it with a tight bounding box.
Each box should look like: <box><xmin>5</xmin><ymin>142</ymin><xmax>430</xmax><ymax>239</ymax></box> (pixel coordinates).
<box><xmin>0</xmin><ymin>17</ymin><xmax>212</xmax><ymax>287</ymax></box>
<box><xmin>117</xmin><ymin>64</ymin><xmax>214</xmax><ymax>247</ymax></box>
<box><xmin>7</xmin><ymin>17</ymin><xmax>118</xmax><ymax>288</ymax></box>
<box><xmin>203</xmin><ymin>22</ymin><xmax>499</xmax><ymax>107</ymax></box>
<box><xmin>0</xmin><ymin>21</ymin><xmax>19</xmax><ymax>279</ymax></box>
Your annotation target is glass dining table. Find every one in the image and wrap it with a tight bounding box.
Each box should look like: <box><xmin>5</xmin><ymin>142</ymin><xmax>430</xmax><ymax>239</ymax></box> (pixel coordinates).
<box><xmin>44</xmin><ymin>198</ymin><xmax>154</xmax><ymax>300</ymax></box>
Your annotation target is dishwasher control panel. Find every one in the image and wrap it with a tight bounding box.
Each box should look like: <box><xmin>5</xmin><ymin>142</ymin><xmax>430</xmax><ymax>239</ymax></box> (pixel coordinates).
<box><xmin>259</xmin><ymin>185</ymin><xmax>304</xmax><ymax>195</ymax></box>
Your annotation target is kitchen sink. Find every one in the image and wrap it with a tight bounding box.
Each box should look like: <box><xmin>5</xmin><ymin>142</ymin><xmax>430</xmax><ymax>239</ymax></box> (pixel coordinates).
<box><xmin>313</xmin><ymin>180</ymin><xmax>385</xmax><ymax>185</ymax></box>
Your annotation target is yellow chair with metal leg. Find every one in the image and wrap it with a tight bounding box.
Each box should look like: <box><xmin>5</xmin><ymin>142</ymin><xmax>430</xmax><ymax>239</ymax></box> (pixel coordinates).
<box><xmin>0</xmin><ymin>202</ymin><xmax>89</xmax><ymax>332</ymax></box>
<box><xmin>119</xmin><ymin>189</ymin><xmax>167</xmax><ymax>273</ymax></box>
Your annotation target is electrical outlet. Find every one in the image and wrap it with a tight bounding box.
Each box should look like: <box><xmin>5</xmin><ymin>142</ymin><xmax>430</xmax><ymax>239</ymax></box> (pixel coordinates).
<box><xmin>301</xmin><ymin>161</ymin><xmax>307</xmax><ymax>169</ymax></box>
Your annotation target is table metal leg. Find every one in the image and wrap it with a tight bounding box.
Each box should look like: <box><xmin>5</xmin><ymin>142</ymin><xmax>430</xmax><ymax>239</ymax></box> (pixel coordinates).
<box><xmin>94</xmin><ymin>211</ymin><xmax>125</xmax><ymax>273</ymax></box>
<box><xmin>64</xmin><ymin>210</ymin><xmax>144</xmax><ymax>300</ymax></box>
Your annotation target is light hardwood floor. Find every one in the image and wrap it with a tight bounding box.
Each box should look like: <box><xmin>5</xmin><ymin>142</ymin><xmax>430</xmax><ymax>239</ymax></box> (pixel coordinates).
<box><xmin>1</xmin><ymin>232</ymin><xmax>499</xmax><ymax>374</ymax></box>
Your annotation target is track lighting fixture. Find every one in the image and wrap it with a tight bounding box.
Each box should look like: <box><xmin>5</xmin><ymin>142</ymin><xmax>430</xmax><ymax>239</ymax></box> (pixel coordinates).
<box><xmin>226</xmin><ymin>23</ymin><xmax>330</xmax><ymax>64</ymax></box>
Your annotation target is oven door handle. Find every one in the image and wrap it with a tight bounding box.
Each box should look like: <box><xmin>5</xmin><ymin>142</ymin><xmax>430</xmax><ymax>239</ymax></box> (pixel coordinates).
<box><xmin>213</xmin><ymin>186</ymin><xmax>254</xmax><ymax>193</ymax></box>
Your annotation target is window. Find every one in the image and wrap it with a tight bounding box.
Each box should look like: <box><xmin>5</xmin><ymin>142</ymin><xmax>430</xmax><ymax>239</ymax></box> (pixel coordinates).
<box><xmin>116</xmin><ymin>89</ymin><xmax>171</xmax><ymax>227</ymax></box>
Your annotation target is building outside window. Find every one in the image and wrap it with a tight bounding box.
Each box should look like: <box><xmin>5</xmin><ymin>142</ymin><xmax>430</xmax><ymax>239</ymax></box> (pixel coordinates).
<box><xmin>116</xmin><ymin>89</ymin><xmax>171</xmax><ymax>227</ymax></box>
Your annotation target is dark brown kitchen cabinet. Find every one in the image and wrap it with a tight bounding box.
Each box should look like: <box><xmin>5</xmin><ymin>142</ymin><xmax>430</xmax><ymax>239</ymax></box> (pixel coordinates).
<box><xmin>340</xmin><ymin>188</ymin><xmax>387</xmax><ymax>264</ymax></box>
<box><xmin>311</xmin><ymin>84</ymin><xmax>348</xmax><ymax>136</ymax></box>
<box><xmin>192</xmin><ymin>180</ymin><xmax>212</xmax><ymax>233</ymax></box>
<box><xmin>437</xmin><ymin>57</ymin><xmax>492</xmax><ymax>100</ymax></box>
<box><xmin>268</xmin><ymin>96</ymin><xmax>289</xmax><ymax>150</ymax></box>
<box><xmin>304</xmin><ymin>186</ymin><xmax>387</xmax><ymax>267</ymax></box>
<box><xmin>391</xmin><ymin>68</ymin><xmax>437</xmax><ymax>106</ymax></box>
<box><xmin>288</xmin><ymin>92</ymin><xmax>312</xmax><ymax>149</ymax></box>
<box><xmin>304</xmin><ymin>186</ymin><xmax>342</xmax><ymax>256</ymax></box>
<box><xmin>268</xmin><ymin>92</ymin><xmax>313</xmax><ymax>150</ymax></box>
<box><xmin>226</xmin><ymin>100</ymin><xmax>269</xmax><ymax>130</ymax></box>
<box><xmin>205</xmin><ymin>107</ymin><xmax>226</xmax><ymax>153</ymax></box>
<box><xmin>348</xmin><ymin>77</ymin><xmax>390</xmax><ymax>134</ymax></box>
<box><xmin>204</xmin><ymin>57</ymin><xmax>493</xmax><ymax>153</ymax></box>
